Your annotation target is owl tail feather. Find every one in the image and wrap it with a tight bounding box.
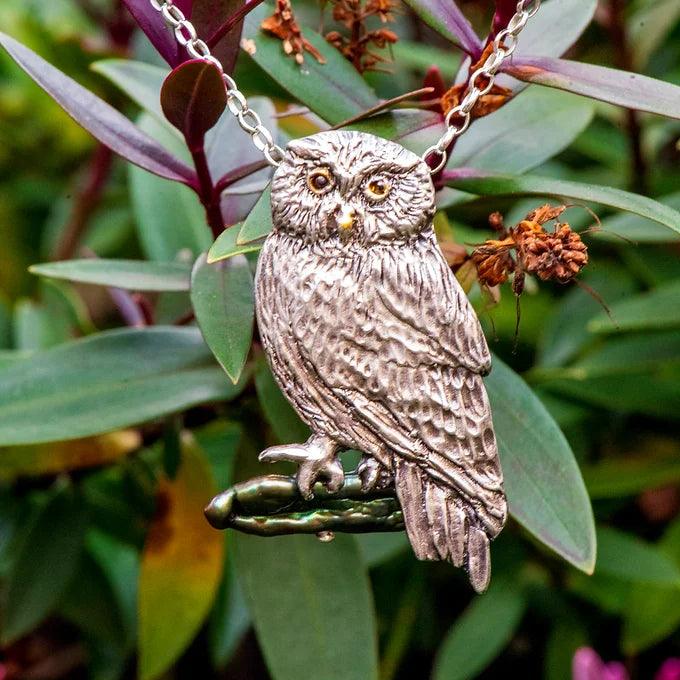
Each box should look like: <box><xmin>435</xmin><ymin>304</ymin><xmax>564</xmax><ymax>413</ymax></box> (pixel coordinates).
<box><xmin>394</xmin><ymin>458</ymin><xmax>492</xmax><ymax>593</ymax></box>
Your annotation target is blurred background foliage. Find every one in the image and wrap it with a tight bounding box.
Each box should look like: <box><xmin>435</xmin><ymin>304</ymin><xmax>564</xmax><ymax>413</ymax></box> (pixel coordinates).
<box><xmin>0</xmin><ymin>0</ymin><xmax>679</xmax><ymax>678</ymax></box>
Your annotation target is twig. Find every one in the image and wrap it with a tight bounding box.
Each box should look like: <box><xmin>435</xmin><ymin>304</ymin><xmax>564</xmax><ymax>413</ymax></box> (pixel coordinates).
<box><xmin>331</xmin><ymin>87</ymin><xmax>435</xmax><ymax>129</ymax></box>
<box><xmin>205</xmin><ymin>473</ymin><xmax>404</xmax><ymax>535</ymax></box>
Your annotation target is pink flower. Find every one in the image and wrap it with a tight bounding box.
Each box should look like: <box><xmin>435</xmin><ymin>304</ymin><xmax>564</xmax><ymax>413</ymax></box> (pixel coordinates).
<box><xmin>656</xmin><ymin>659</ymin><xmax>680</xmax><ymax>680</ymax></box>
<box><xmin>572</xmin><ymin>647</ymin><xmax>628</xmax><ymax>680</ymax></box>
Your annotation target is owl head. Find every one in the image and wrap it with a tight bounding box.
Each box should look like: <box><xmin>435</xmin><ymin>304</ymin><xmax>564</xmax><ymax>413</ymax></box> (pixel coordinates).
<box><xmin>270</xmin><ymin>131</ymin><xmax>435</xmax><ymax>245</ymax></box>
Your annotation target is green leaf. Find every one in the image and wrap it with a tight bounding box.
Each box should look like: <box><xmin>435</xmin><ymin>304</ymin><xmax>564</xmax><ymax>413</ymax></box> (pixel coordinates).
<box><xmin>486</xmin><ymin>357</ymin><xmax>595</xmax><ymax>573</ymax></box>
<box><xmin>450</xmin><ymin>87</ymin><xmax>594</xmax><ymax>175</ymax></box>
<box><xmin>242</xmin><ymin>4</ymin><xmax>378</xmax><ymax>125</ymax></box>
<box><xmin>236</xmin><ymin>187</ymin><xmax>273</xmax><ymax>245</ymax></box>
<box><xmin>536</xmin><ymin>267</ymin><xmax>637</xmax><ymax>368</ymax></box>
<box><xmin>629</xmin><ymin>0</ymin><xmax>680</xmax><ymax>70</ymax></box>
<box><xmin>433</xmin><ymin>577</ymin><xmax>527</xmax><ymax>680</ymax></box>
<box><xmin>139</xmin><ymin>437</ymin><xmax>223</xmax><ymax>680</ymax></box>
<box><xmin>511</xmin><ymin>0</ymin><xmax>597</xmax><ymax>60</ymax></box>
<box><xmin>254</xmin><ymin>361</ymin><xmax>309</xmax><ymax>444</ymax></box>
<box><xmin>544</xmin><ymin>617</ymin><xmax>589</xmax><ymax>680</ymax></box>
<box><xmin>234</xmin><ymin>533</ymin><xmax>378</xmax><ymax>680</ymax></box>
<box><xmin>588</xmin><ymin>280</ymin><xmax>680</xmax><ymax>333</ymax></box>
<box><xmin>534</xmin><ymin>332</ymin><xmax>680</xmax><ymax>419</ymax></box>
<box><xmin>596</xmin><ymin>526</ymin><xmax>680</xmax><ymax>585</ymax></box>
<box><xmin>622</xmin><ymin>518</ymin><xmax>680</xmax><ymax>653</ymax></box>
<box><xmin>446</xmin><ymin>171</ymin><xmax>680</xmax><ymax>235</ymax></box>
<box><xmin>0</xmin><ymin>327</ymin><xmax>244</xmax><ymax>446</ymax></box>
<box><xmin>582</xmin><ymin>448</ymin><xmax>680</xmax><ymax>500</ymax></box>
<box><xmin>3</xmin><ymin>484</ymin><xmax>85</xmax><ymax>643</ymax></box>
<box><xmin>208</xmin><ymin>223</ymin><xmax>263</xmax><ymax>263</ymax></box>
<box><xmin>595</xmin><ymin>191</ymin><xmax>680</xmax><ymax>243</ymax></box>
<box><xmin>209</xmin><ymin>557</ymin><xmax>250</xmax><ymax>669</ymax></box>
<box><xmin>191</xmin><ymin>253</ymin><xmax>254</xmax><ymax>383</ymax></box>
<box><xmin>30</xmin><ymin>259</ymin><xmax>192</xmax><ymax>291</ymax></box>
<box><xmin>92</xmin><ymin>59</ymin><xmax>168</xmax><ymax>123</ymax></box>
<box><xmin>129</xmin><ymin>113</ymin><xmax>211</xmax><ymax>260</ymax></box>
<box><xmin>12</xmin><ymin>298</ymin><xmax>71</xmax><ymax>350</ymax></box>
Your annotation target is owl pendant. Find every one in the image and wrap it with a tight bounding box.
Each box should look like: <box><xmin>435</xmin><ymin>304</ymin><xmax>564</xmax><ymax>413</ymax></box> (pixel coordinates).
<box><xmin>254</xmin><ymin>131</ymin><xmax>506</xmax><ymax>592</ymax></box>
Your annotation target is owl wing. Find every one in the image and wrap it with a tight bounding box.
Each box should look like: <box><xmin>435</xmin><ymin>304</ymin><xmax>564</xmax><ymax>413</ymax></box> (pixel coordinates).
<box><xmin>291</xmin><ymin>235</ymin><xmax>506</xmax><ymax>591</ymax></box>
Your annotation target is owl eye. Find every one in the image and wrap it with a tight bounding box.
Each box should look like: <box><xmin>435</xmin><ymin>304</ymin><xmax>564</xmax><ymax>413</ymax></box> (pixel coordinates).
<box><xmin>364</xmin><ymin>177</ymin><xmax>391</xmax><ymax>201</ymax></box>
<box><xmin>307</xmin><ymin>167</ymin><xmax>334</xmax><ymax>194</ymax></box>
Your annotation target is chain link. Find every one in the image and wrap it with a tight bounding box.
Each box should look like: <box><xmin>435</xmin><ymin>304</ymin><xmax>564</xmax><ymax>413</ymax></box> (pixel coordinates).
<box><xmin>422</xmin><ymin>0</ymin><xmax>540</xmax><ymax>174</ymax></box>
<box><xmin>149</xmin><ymin>0</ymin><xmax>285</xmax><ymax>166</ymax></box>
<box><xmin>151</xmin><ymin>0</ymin><xmax>538</xmax><ymax>171</ymax></box>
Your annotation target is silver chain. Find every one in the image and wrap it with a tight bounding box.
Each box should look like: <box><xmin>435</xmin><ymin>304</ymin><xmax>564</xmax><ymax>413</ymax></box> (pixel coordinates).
<box><xmin>150</xmin><ymin>0</ymin><xmax>538</xmax><ymax>172</ymax></box>
<box><xmin>149</xmin><ymin>0</ymin><xmax>285</xmax><ymax>166</ymax></box>
<box><xmin>422</xmin><ymin>0</ymin><xmax>540</xmax><ymax>174</ymax></box>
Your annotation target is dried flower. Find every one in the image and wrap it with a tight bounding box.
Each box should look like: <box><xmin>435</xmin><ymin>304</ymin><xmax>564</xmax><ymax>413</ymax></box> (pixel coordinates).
<box><xmin>470</xmin><ymin>238</ymin><xmax>515</xmax><ymax>287</ymax></box>
<box><xmin>470</xmin><ymin>204</ymin><xmax>589</xmax><ymax>291</ymax></box>
<box><xmin>325</xmin><ymin>0</ymin><xmax>398</xmax><ymax>73</ymax></box>
<box><xmin>441</xmin><ymin>43</ymin><xmax>512</xmax><ymax>119</ymax></box>
<box><xmin>518</xmin><ymin>222</ymin><xmax>588</xmax><ymax>283</ymax></box>
<box><xmin>261</xmin><ymin>0</ymin><xmax>325</xmax><ymax>65</ymax></box>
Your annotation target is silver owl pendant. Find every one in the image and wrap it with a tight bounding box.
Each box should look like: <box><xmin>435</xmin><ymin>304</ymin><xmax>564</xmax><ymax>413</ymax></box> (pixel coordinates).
<box><xmin>253</xmin><ymin>130</ymin><xmax>506</xmax><ymax>593</ymax></box>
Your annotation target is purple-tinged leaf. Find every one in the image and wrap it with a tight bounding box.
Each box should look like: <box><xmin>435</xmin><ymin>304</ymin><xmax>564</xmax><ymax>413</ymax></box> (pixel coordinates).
<box><xmin>0</xmin><ymin>32</ymin><xmax>196</xmax><ymax>186</ymax></box>
<box><xmin>193</xmin><ymin>0</ymin><xmax>247</xmax><ymax>74</ymax></box>
<box><xmin>400</xmin><ymin>0</ymin><xmax>482</xmax><ymax>57</ymax></box>
<box><xmin>161</xmin><ymin>60</ymin><xmax>227</xmax><ymax>147</ymax></box>
<box><xmin>505</xmin><ymin>57</ymin><xmax>680</xmax><ymax>121</ymax></box>
<box><xmin>122</xmin><ymin>0</ymin><xmax>184</xmax><ymax>66</ymax></box>
<box><xmin>492</xmin><ymin>1</ymin><xmax>517</xmax><ymax>36</ymax></box>
<box><xmin>443</xmin><ymin>169</ymin><xmax>680</xmax><ymax>236</ymax></box>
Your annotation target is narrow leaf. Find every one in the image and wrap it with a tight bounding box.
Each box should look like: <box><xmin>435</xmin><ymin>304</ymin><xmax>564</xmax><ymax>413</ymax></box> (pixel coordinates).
<box><xmin>235</xmin><ymin>533</ymin><xmax>379</xmax><ymax>680</ymax></box>
<box><xmin>92</xmin><ymin>59</ymin><xmax>168</xmax><ymax>123</ymax></box>
<box><xmin>505</xmin><ymin>57</ymin><xmax>680</xmax><ymax>121</ymax></box>
<box><xmin>507</xmin><ymin>0</ymin><xmax>597</xmax><ymax>60</ymax></box>
<box><xmin>242</xmin><ymin>4</ymin><xmax>378</xmax><ymax>125</ymax></box>
<box><xmin>595</xmin><ymin>191</ymin><xmax>680</xmax><ymax>243</ymax></box>
<box><xmin>445</xmin><ymin>170</ymin><xmax>680</xmax><ymax>235</ymax></box>
<box><xmin>30</xmin><ymin>259</ymin><xmax>192</xmax><ymax>292</ymax></box>
<box><xmin>433</xmin><ymin>577</ymin><xmax>527</xmax><ymax>680</ymax></box>
<box><xmin>191</xmin><ymin>253</ymin><xmax>254</xmax><ymax>383</ymax></box>
<box><xmin>208</xmin><ymin>224</ymin><xmax>263</xmax><ymax>262</ymax></box>
<box><xmin>450</xmin><ymin>87</ymin><xmax>594</xmax><ymax>175</ymax></box>
<box><xmin>486</xmin><ymin>357</ymin><xmax>596</xmax><ymax>573</ymax></box>
<box><xmin>161</xmin><ymin>60</ymin><xmax>227</xmax><ymax>145</ymax></box>
<box><xmin>588</xmin><ymin>280</ymin><xmax>680</xmax><ymax>333</ymax></box>
<box><xmin>622</xmin><ymin>519</ymin><xmax>680</xmax><ymax>653</ymax></box>
<box><xmin>0</xmin><ymin>431</ymin><xmax>141</xmax><ymax>480</ymax></box>
<box><xmin>122</xmin><ymin>0</ymin><xmax>192</xmax><ymax>66</ymax></box>
<box><xmin>0</xmin><ymin>327</ymin><xmax>244</xmax><ymax>446</ymax></box>
<box><xmin>399</xmin><ymin>0</ymin><xmax>481</xmax><ymax>56</ymax></box>
<box><xmin>3</xmin><ymin>485</ymin><xmax>85</xmax><ymax>643</ymax></box>
<box><xmin>236</xmin><ymin>187</ymin><xmax>273</xmax><ymax>244</ymax></box>
<box><xmin>139</xmin><ymin>438</ymin><xmax>223</xmax><ymax>680</ymax></box>
<box><xmin>0</xmin><ymin>32</ymin><xmax>196</xmax><ymax>185</ymax></box>
<box><xmin>254</xmin><ymin>361</ymin><xmax>310</xmax><ymax>444</ymax></box>
<box><xmin>596</xmin><ymin>526</ymin><xmax>680</xmax><ymax>586</ymax></box>
<box><xmin>129</xmin><ymin>114</ymin><xmax>212</xmax><ymax>260</ymax></box>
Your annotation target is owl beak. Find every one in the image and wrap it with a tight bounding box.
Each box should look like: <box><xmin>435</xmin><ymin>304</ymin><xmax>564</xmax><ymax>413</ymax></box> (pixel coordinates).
<box><xmin>336</xmin><ymin>205</ymin><xmax>357</xmax><ymax>232</ymax></box>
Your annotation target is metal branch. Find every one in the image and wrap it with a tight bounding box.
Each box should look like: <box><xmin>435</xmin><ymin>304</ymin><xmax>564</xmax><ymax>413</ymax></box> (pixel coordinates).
<box><xmin>204</xmin><ymin>473</ymin><xmax>405</xmax><ymax>536</ymax></box>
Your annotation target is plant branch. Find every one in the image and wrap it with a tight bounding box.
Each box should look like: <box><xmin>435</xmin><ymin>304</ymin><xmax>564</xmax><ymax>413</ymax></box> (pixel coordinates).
<box><xmin>191</xmin><ymin>144</ymin><xmax>224</xmax><ymax>238</ymax></box>
<box><xmin>53</xmin><ymin>144</ymin><xmax>114</xmax><ymax>261</ymax></box>
<box><xmin>607</xmin><ymin>0</ymin><xmax>648</xmax><ymax>194</ymax></box>
<box><xmin>205</xmin><ymin>473</ymin><xmax>404</xmax><ymax>535</ymax></box>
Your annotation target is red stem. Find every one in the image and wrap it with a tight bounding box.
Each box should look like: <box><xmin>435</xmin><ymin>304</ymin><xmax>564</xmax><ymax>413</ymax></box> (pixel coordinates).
<box><xmin>206</xmin><ymin>0</ymin><xmax>266</xmax><ymax>48</ymax></box>
<box><xmin>191</xmin><ymin>143</ymin><xmax>224</xmax><ymax>238</ymax></box>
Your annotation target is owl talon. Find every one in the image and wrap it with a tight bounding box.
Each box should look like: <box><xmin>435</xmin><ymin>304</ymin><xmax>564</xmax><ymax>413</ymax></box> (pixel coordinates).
<box><xmin>357</xmin><ymin>455</ymin><xmax>393</xmax><ymax>492</ymax></box>
<box><xmin>259</xmin><ymin>434</ymin><xmax>344</xmax><ymax>499</ymax></box>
